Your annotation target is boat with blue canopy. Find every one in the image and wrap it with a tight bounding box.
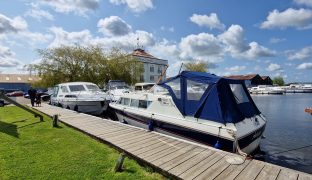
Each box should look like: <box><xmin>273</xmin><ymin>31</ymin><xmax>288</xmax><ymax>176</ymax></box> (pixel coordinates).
<box><xmin>109</xmin><ymin>71</ymin><xmax>266</xmax><ymax>154</ymax></box>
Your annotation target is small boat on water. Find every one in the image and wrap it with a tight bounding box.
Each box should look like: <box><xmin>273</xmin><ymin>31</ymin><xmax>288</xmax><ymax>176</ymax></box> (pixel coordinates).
<box><xmin>109</xmin><ymin>71</ymin><xmax>266</xmax><ymax>154</ymax></box>
<box><xmin>50</xmin><ymin>82</ymin><xmax>108</xmax><ymax>115</ymax></box>
<box><xmin>249</xmin><ymin>85</ymin><xmax>284</xmax><ymax>95</ymax></box>
<box><xmin>305</xmin><ymin>108</ymin><xmax>312</xmax><ymax>115</ymax></box>
<box><xmin>285</xmin><ymin>84</ymin><xmax>312</xmax><ymax>93</ymax></box>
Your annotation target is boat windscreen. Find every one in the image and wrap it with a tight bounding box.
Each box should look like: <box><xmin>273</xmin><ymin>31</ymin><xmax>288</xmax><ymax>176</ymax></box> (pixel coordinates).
<box><xmin>86</xmin><ymin>84</ymin><xmax>100</xmax><ymax>91</ymax></box>
<box><xmin>69</xmin><ymin>85</ymin><xmax>86</xmax><ymax>92</ymax></box>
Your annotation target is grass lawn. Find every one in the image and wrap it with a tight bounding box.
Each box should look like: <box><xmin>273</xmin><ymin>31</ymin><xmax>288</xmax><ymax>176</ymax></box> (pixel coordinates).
<box><xmin>0</xmin><ymin>106</ymin><xmax>164</xmax><ymax>179</ymax></box>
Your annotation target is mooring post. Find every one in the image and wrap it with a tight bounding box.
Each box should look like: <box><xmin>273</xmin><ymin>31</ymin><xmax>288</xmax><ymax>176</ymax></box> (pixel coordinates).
<box><xmin>52</xmin><ymin>114</ymin><xmax>58</xmax><ymax>127</ymax></box>
<box><xmin>114</xmin><ymin>152</ymin><xmax>126</xmax><ymax>172</ymax></box>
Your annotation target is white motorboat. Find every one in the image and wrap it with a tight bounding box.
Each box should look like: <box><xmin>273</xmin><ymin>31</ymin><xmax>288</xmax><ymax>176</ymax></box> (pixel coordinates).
<box><xmin>50</xmin><ymin>82</ymin><xmax>108</xmax><ymax>115</ymax></box>
<box><xmin>109</xmin><ymin>71</ymin><xmax>266</xmax><ymax>154</ymax></box>
<box><xmin>105</xmin><ymin>80</ymin><xmax>131</xmax><ymax>102</ymax></box>
<box><xmin>134</xmin><ymin>82</ymin><xmax>155</xmax><ymax>92</ymax></box>
<box><xmin>249</xmin><ymin>85</ymin><xmax>284</xmax><ymax>94</ymax></box>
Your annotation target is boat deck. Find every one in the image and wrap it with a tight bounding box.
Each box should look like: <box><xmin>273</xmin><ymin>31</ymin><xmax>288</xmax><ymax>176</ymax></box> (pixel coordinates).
<box><xmin>31</xmin><ymin>104</ymin><xmax>312</xmax><ymax>180</ymax></box>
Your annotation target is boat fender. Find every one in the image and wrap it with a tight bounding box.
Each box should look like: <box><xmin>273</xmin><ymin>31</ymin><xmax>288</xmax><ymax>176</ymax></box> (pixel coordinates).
<box><xmin>148</xmin><ymin>120</ymin><xmax>154</xmax><ymax>131</ymax></box>
<box><xmin>214</xmin><ymin>140</ymin><xmax>221</xmax><ymax>149</ymax></box>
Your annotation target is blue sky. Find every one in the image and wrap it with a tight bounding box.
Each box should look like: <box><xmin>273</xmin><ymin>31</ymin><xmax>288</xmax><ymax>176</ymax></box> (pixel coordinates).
<box><xmin>0</xmin><ymin>0</ymin><xmax>312</xmax><ymax>82</ymax></box>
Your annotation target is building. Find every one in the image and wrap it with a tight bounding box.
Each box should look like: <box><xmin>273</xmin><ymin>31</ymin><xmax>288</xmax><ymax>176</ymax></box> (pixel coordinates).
<box><xmin>261</xmin><ymin>76</ymin><xmax>273</xmax><ymax>85</ymax></box>
<box><xmin>0</xmin><ymin>74</ymin><xmax>41</xmax><ymax>92</ymax></box>
<box><xmin>225</xmin><ymin>74</ymin><xmax>273</xmax><ymax>87</ymax></box>
<box><xmin>131</xmin><ymin>48</ymin><xmax>168</xmax><ymax>83</ymax></box>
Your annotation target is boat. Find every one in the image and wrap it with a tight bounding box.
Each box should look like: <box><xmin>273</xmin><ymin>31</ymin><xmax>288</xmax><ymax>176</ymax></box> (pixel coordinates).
<box><xmin>50</xmin><ymin>82</ymin><xmax>108</xmax><ymax>115</ymax></box>
<box><xmin>305</xmin><ymin>108</ymin><xmax>312</xmax><ymax>115</ymax></box>
<box><xmin>109</xmin><ymin>71</ymin><xmax>266</xmax><ymax>154</ymax></box>
<box><xmin>134</xmin><ymin>82</ymin><xmax>155</xmax><ymax>92</ymax></box>
<box><xmin>249</xmin><ymin>85</ymin><xmax>284</xmax><ymax>94</ymax></box>
<box><xmin>105</xmin><ymin>80</ymin><xmax>131</xmax><ymax>102</ymax></box>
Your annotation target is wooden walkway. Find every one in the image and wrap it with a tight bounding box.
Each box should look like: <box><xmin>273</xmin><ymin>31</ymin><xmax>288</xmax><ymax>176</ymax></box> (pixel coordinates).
<box><xmin>32</xmin><ymin>104</ymin><xmax>312</xmax><ymax>180</ymax></box>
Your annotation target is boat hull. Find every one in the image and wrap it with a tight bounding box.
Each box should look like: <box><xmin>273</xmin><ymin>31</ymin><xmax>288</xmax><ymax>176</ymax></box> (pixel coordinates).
<box><xmin>113</xmin><ymin>109</ymin><xmax>265</xmax><ymax>154</ymax></box>
<box><xmin>53</xmin><ymin>100</ymin><xmax>109</xmax><ymax>115</ymax></box>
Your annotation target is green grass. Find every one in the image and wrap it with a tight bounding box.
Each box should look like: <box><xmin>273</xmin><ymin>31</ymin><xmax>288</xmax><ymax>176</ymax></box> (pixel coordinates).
<box><xmin>0</xmin><ymin>106</ymin><xmax>164</xmax><ymax>180</ymax></box>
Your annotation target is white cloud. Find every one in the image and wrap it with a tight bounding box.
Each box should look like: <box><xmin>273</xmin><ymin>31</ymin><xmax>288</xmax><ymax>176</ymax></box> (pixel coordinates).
<box><xmin>160</xmin><ymin>26</ymin><xmax>174</xmax><ymax>32</ymax></box>
<box><xmin>297</xmin><ymin>62</ymin><xmax>312</xmax><ymax>69</ymax></box>
<box><xmin>109</xmin><ymin>0</ymin><xmax>154</xmax><ymax>13</ymax></box>
<box><xmin>25</xmin><ymin>5</ymin><xmax>54</xmax><ymax>21</ymax></box>
<box><xmin>40</xmin><ymin>0</ymin><xmax>99</xmax><ymax>16</ymax></box>
<box><xmin>48</xmin><ymin>27</ymin><xmax>155</xmax><ymax>51</ymax></box>
<box><xmin>270</xmin><ymin>37</ymin><xmax>286</xmax><ymax>44</ymax></box>
<box><xmin>179</xmin><ymin>32</ymin><xmax>223</xmax><ymax>62</ymax></box>
<box><xmin>190</xmin><ymin>13</ymin><xmax>225</xmax><ymax>30</ymax></box>
<box><xmin>148</xmin><ymin>39</ymin><xmax>180</xmax><ymax>61</ymax></box>
<box><xmin>260</xmin><ymin>8</ymin><xmax>312</xmax><ymax>29</ymax></box>
<box><xmin>48</xmin><ymin>27</ymin><xmax>93</xmax><ymax>47</ymax></box>
<box><xmin>266</xmin><ymin>63</ymin><xmax>282</xmax><ymax>71</ymax></box>
<box><xmin>0</xmin><ymin>14</ymin><xmax>27</xmax><ymax>34</ymax></box>
<box><xmin>240</xmin><ymin>41</ymin><xmax>276</xmax><ymax>59</ymax></box>
<box><xmin>225</xmin><ymin>65</ymin><xmax>246</xmax><ymax>72</ymax></box>
<box><xmin>0</xmin><ymin>45</ymin><xmax>21</xmax><ymax>67</ymax></box>
<box><xmin>286</xmin><ymin>46</ymin><xmax>312</xmax><ymax>60</ymax></box>
<box><xmin>97</xmin><ymin>16</ymin><xmax>132</xmax><ymax>36</ymax></box>
<box><xmin>218</xmin><ymin>25</ymin><xmax>248</xmax><ymax>54</ymax></box>
<box><xmin>294</xmin><ymin>0</ymin><xmax>312</xmax><ymax>7</ymax></box>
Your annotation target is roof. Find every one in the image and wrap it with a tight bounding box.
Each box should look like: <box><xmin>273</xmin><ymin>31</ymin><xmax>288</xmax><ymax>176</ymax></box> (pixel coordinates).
<box><xmin>261</xmin><ymin>76</ymin><xmax>271</xmax><ymax>80</ymax></box>
<box><xmin>0</xmin><ymin>74</ymin><xmax>41</xmax><ymax>83</ymax></box>
<box><xmin>131</xmin><ymin>48</ymin><xmax>158</xmax><ymax>59</ymax></box>
<box><xmin>224</xmin><ymin>74</ymin><xmax>259</xmax><ymax>80</ymax></box>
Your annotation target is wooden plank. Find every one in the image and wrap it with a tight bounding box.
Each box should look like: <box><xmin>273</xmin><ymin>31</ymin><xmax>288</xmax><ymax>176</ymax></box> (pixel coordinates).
<box><xmin>298</xmin><ymin>173</ymin><xmax>312</xmax><ymax>180</ymax></box>
<box><xmin>169</xmin><ymin>150</ymin><xmax>215</xmax><ymax>177</ymax></box>
<box><xmin>144</xmin><ymin>142</ymin><xmax>191</xmax><ymax>162</ymax></box>
<box><xmin>214</xmin><ymin>159</ymin><xmax>250</xmax><ymax>180</ymax></box>
<box><xmin>117</xmin><ymin>133</ymin><xmax>164</xmax><ymax>148</ymax></box>
<box><xmin>138</xmin><ymin>140</ymin><xmax>183</xmax><ymax>159</ymax></box>
<box><xmin>160</xmin><ymin>147</ymin><xmax>206</xmax><ymax>171</ymax></box>
<box><xmin>276</xmin><ymin>168</ymin><xmax>299</xmax><ymax>180</ymax></box>
<box><xmin>151</xmin><ymin>144</ymin><xmax>198</xmax><ymax>166</ymax></box>
<box><xmin>178</xmin><ymin>152</ymin><xmax>225</xmax><ymax>180</ymax></box>
<box><xmin>100</xmin><ymin>128</ymin><xmax>143</xmax><ymax>140</ymax></box>
<box><xmin>123</xmin><ymin>136</ymin><xmax>173</xmax><ymax>152</ymax></box>
<box><xmin>255</xmin><ymin>164</ymin><xmax>280</xmax><ymax>180</ymax></box>
<box><xmin>235</xmin><ymin>160</ymin><xmax>265</xmax><ymax>180</ymax></box>
<box><xmin>130</xmin><ymin>138</ymin><xmax>178</xmax><ymax>156</ymax></box>
<box><xmin>194</xmin><ymin>155</ymin><xmax>231</xmax><ymax>180</ymax></box>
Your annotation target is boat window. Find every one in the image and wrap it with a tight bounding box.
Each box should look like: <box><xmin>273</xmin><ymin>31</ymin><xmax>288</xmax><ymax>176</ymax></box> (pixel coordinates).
<box><xmin>86</xmin><ymin>84</ymin><xmax>99</xmax><ymax>91</ymax></box>
<box><xmin>68</xmin><ymin>85</ymin><xmax>86</xmax><ymax>92</ymax></box>
<box><xmin>135</xmin><ymin>86</ymin><xmax>142</xmax><ymax>91</ymax></box>
<box><xmin>61</xmin><ymin>86</ymin><xmax>69</xmax><ymax>93</ymax></box>
<box><xmin>143</xmin><ymin>84</ymin><xmax>154</xmax><ymax>90</ymax></box>
<box><xmin>167</xmin><ymin>78</ymin><xmax>181</xmax><ymax>99</ymax></box>
<box><xmin>186</xmin><ymin>80</ymin><xmax>209</xmax><ymax>101</ymax></box>
<box><xmin>230</xmin><ymin>84</ymin><xmax>249</xmax><ymax>104</ymax></box>
<box><xmin>122</xmin><ymin>98</ymin><xmax>130</xmax><ymax>105</ymax></box>
<box><xmin>130</xmin><ymin>99</ymin><xmax>139</xmax><ymax>107</ymax></box>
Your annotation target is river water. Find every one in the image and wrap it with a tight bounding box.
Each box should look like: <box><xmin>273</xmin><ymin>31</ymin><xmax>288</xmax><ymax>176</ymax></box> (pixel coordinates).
<box><xmin>252</xmin><ymin>94</ymin><xmax>312</xmax><ymax>174</ymax></box>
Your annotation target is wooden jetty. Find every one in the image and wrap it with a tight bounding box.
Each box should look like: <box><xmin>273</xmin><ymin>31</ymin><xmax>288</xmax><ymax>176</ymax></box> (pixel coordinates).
<box><xmin>32</xmin><ymin>104</ymin><xmax>312</xmax><ymax>180</ymax></box>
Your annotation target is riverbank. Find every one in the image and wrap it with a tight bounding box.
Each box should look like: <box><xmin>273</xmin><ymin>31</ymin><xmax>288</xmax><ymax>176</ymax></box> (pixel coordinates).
<box><xmin>0</xmin><ymin>106</ymin><xmax>163</xmax><ymax>179</ymax></box>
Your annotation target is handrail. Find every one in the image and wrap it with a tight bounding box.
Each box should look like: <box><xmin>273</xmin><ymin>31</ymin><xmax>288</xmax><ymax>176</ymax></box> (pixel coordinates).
<box><xmin>0</xmin><ymin>92</ymin><xmax>43</xmax><ymax>121</ymax></box>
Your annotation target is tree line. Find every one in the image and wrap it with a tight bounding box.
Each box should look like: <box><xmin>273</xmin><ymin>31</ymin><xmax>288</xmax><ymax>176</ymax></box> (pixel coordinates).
<box><xmin>27</xmin><ymin>45</ymin><xmax>144</xmax><ymax>88</ymax></box>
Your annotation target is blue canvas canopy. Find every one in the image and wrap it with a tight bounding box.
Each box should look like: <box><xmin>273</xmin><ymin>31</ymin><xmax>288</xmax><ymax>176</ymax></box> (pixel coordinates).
<box><xmin>158</xmin><ymin>71</ymin><xmax>261</xmax><ymax>124</ymax></box>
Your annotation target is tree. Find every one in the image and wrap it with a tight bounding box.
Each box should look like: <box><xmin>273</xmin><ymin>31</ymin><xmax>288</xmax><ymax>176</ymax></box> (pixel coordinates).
<box><xmin>184</xmin><ymin>61</ymin><xmax>209</xmax><ymax>72</ymax></box>
<box><xmin>273</xmin><ymin>76</ymin><xmax>285</xmax><ymax>86</ymax></box>
<box><xmin>27</xmin><ymin>45</ymin><xmax>143</xmax><ymax>88</ymax></box>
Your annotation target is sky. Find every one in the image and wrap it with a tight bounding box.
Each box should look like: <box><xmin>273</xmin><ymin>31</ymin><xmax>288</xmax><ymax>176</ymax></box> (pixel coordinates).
<box><xmin>0</xmin><ymin>0</ymin><xmax>312</xmax><ymax>82</ymax></box>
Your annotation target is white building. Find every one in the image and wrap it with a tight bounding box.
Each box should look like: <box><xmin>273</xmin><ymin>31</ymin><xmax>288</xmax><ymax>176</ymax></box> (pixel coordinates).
<box><xmin>131</xmin><ymin>48</ymin><xmax>168</xmax><ymax>83</ymax></box>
